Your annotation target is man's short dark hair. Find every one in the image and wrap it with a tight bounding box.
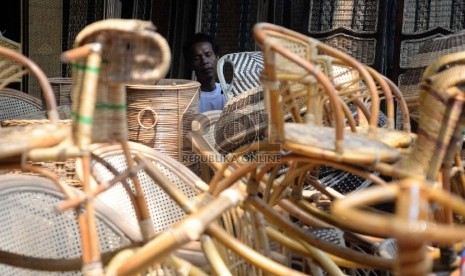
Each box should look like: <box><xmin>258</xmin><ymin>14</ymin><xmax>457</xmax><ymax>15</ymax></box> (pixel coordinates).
<box><xmin>182</xmin><ymin>32</ymin><xmax>220</xmax><ymax>64</ymax></box>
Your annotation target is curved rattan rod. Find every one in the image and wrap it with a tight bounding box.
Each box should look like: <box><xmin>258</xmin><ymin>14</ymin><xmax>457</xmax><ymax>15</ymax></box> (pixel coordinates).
<box><xmin>0</xmin><ymin>47</ymin><xmax>58</xmax><ymax>123</ymax></box>
<box><xmin>254</xmin><ymin>22</ymin><xmax>380</xmax><ymax>137</ymax></box>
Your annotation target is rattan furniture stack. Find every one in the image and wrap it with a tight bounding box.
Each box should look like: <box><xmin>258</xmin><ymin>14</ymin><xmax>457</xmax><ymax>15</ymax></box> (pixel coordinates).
<box><xmin>1</xmin><ymin>18</ymin><xmax>465</xmax><ymax>276</ymax></box>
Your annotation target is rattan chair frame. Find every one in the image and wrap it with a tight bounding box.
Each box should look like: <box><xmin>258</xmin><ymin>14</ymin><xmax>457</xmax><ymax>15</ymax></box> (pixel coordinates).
<box><xmin>0</xmin><ymin>19</ymin><xmax>172</xmax><ymax>275</ymax></box>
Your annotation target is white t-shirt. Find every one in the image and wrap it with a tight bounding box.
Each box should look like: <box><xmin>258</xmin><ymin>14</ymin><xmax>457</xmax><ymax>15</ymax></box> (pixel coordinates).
<box><xmin>199</xmin><ymin>83</ymin><xmax>226</xmax><ymax>113</ymax></box>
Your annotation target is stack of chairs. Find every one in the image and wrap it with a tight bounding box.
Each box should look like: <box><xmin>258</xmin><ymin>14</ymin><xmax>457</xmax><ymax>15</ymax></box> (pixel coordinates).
<box><xmin>1</xmin><ymin>18</ymin><xmax>465</xmax><ymax>276</ymax></box>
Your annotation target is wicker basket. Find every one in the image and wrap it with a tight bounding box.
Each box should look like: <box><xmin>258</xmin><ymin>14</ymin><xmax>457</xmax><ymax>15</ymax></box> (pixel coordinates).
<box><xmin>126</xmin><ymin>79</ymin><xmax>200</xmax><ymax>168</ymax></box>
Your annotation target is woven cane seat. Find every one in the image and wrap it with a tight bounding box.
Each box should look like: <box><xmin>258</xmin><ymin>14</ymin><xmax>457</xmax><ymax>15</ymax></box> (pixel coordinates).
<box><xmin>0</xmin><ymin>174</ymin><xmax>141</xmax><ymax>274</ymax></box>
<box><xmin>284</xmin><ymin>124</ymin><xmax>401</xmax><ymax>165</ymax></box>
<box><xmin>217</xmin><ymin>51</ymin><xmax>264</xmax><ymax>101</ymax></box>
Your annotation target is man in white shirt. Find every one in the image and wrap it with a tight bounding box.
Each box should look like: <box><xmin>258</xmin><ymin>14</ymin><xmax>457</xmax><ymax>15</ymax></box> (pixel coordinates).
<box><xmin>183</xmin><ymin>33</ymin><xmax>226</xmax><ymax>113</ymax></box>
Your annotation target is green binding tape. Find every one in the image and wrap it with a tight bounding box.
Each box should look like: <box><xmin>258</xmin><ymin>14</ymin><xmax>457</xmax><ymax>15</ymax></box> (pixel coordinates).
<box><xmin>71</xmin><ymin>63</ymin><xmax>100</xmax><ymax>73</ymax></box>
<box><xmin>95</xmin><ymin>103</ymin><xmax>127</xmax><ymax>110</ymax></box>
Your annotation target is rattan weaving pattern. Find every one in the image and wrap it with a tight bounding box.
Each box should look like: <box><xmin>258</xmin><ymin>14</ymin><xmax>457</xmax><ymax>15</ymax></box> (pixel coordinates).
<box><xmin>0</xmin><ymin>175</ymin><xmax>133</xmax><ymax>275</ymax></box>
<box><xmin>90</xmin><ymin>145</ymin><xmax>199</xmax><ymax>234</ymax></box>
<box><xmin>215</xmin><ymin>87</ymin><xmax>266</xmax><ymax>154</ymax></box>
<box><xmin>46</xmin><ymin>77</ymin><xmax>73</xmax><ymax>106</ymax></box>
<box><xmin>28</xmin><ymin>0</ymin><xmax>63</xmax><ymax>99</ymax></box>
<box><xmin>217</xmin><ymin>51</ymin><xmax>264</xmax><ymax>100</ymax></box>
<box><xmin>320</xmin><ymin>34</ymin><xmax>377</xmax><ymax>66</ymax></box>
<box><xmin>199</xmin><ymin>0</ymin><xmax>261</xmax><ymax>53</ymax></box>
<box><xmin>308</xmin><ymin>0</ymin><xmax>379</xmax><ymax>34</ymax></box>
<box><xmin>402</xmin><ymin>0</ymin><xmax>465</xmax><ymax>35</ymax></box>
<box><xmin>127</xmin><ymin>79</ymin><xmax>200</xmax><ymax>164</ymax></box>
<box><xmin>0</xmin><ymin>88</ymin><xmax>42</xmax><ymax>121</ymax></box>
<box><xmin>400</xmin><ymin>34</ymin><xmax>445</xmax><ymax>68</ymax></box>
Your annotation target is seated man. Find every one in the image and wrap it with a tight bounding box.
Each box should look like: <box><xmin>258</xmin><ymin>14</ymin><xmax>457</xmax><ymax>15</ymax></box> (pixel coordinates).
<box><xmin>183</xmin><ymin>33</ymin><xmax>226</xmax><ymax>113</ymax></box>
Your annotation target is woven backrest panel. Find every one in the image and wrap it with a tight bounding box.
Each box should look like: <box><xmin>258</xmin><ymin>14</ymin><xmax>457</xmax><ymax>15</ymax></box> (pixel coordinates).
<box><xmin>300</xmin><ymin>0</ymin><xmax>384</xmax><ymax>68</ymax></box>
<box><xmin>217</xmin><ymin>51</ymin><xmax>264</xmax><ymax>100</ymax></box>
<box><xmin>126</xmin><ymin>79</ymin><xmax>200</xmax><ymax>165</ymax></box>
<box><xmin>27</xmin><ymin>0</ymin><xmax>63</xmax><ymax>99</ymax></box>
<box><xmin>89</xmin><ymin>143</ymin><xmax>201</xmax><ymax>234</ymax></box>
<box><xmin>0</xmin><ymin>174</ymin><xmax>136</xmax><ymax>274</ymax></box>
<box><xmin>214</xmin><ymin>87</ymin><xmax>266</xmax><ymax>155</ymax></box>
<box><xmin>308</xmin><ymin>0</ymin><xmax>379</xmax><ymax>34</ymax></box>
<box><xmin>402</xmin><ymin>0</ymin><xmax>465</xmax><ymax>35</ymax></box>
<box><xmin>199</xmin><ymin>0</ymin><xmax>261</xmax><ymax>53</ymax></box>
<box><xmin>320</xmin><ymin>34</ymin><xmax>377</xmax><ymax>66</ymax></box>
<box><xmin>47</xmin><ymin>77</ymin><xmax>73</xmax><ymax>106</ymax></box>
<box><xmin>0</xmin><ymin>36</ymin><xmax>22</xmax><ymax>87</ymax></box>
<box><xmin>398</xmin><ymin>32</ymin><xmax>465</xmax><ymax>122</ymax></box>
<box><xmin>0</xmin><ymin>88</ymin><xmax>42</xmax><ymax>121</ymax></box>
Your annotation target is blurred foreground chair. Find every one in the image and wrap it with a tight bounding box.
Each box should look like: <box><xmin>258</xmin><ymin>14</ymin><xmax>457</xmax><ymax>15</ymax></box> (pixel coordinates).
<box><xmin>0</xmin><ymin>174</ymin><xmax>141</xmax><ymax>275</ymax></box>
<box><xmin>0</xmin><ymin>18</ymin><xmax>171</xmax><ymax>275</ymax></box>
<box><xmin>332</xmin><ymin>60</ymin><xmax>465</xmax><ymax>274</ymax></box>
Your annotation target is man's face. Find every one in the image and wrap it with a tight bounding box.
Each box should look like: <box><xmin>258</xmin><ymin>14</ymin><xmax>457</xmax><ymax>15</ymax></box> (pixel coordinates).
<box><xmin>190</xmin><ymin>41</ymin><xmax>218</xmax><ymax>81</ymax></box>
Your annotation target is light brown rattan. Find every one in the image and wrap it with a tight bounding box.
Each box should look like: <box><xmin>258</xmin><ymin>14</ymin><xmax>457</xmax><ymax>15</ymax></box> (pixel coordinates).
<box><xmin>0</xmin><ymin>174</ymin><xmax>141</xmax><ymax>274</ymax></box>
<box><xmin>189</xmin><ymin>110</ymin><xmax>224</xmax><ymax>182</ymax></box>
<box><xmin>70</xmin><ymin>19</ymin><xmax>172</xmax><ymax>144</ymax></box>
<box><xmin>126</xmin><ymin>79</ymin><xmax>200</xmax><ymax>169</ymax></box>
<box><xmin>214</xmin><ymin>87</ymin><xmax>266</xmax><ymax>155</ymax></box>
<box><xmin>253</xmin><ymin>22</ymin><xmax>401</xmax><ymax>165</ymax></box>
<box><xmin>0</xmin><ymin>46</ymin><xmax>66</xmax><ymax>161</ymax></box>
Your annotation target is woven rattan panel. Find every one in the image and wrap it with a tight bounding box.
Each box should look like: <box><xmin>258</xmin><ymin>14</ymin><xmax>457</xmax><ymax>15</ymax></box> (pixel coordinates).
<box><xmin>90</xmin><ymin>146</ymin><xmax>199</xmax><ymax>234</ymax></box>
<box><xmin>27</xmin><ymin>0</ymin><xmax>63</xmax><ymax>99</ymax></box>
<box><xmin>286</xmin><ymin>0</ymin><xmax>385</xmax><ymax>69</ymax></box>
<box><xmin>0</xmin><ymin>175</ymin><xmax>133</xmax><ymax>275</ymax></box>
<box><xmin>394</xmin><ymin>0</ymin><xmax>465</xmax><ymax>73</ymax></box>
<box><xmin>199</xmin><ymin>0</ymin><xmax>261</xmax><ymax>54</ymax></box>
<box><xmin>402</xmin><ymin>0</ymin><xmax>465</xmax><ymax>35</ymax></box>
<box><xmin>398</xmin><ymin>31</ymin><xmax>465</xmax><ymax>123</ymax></box>
<box><xmin>0</xmin><ymin>36</ymin><xmax>21</xmax><ymax>88</ymax></box>
<box><xmin>392</xmin><ymin>0</ymin><xmax>465</xmax><ymax>128</ymax></box>
<box><xmin>308</xmin><ymin>0</ymin><xmax>379</xmax><ymax>34</ymax></box>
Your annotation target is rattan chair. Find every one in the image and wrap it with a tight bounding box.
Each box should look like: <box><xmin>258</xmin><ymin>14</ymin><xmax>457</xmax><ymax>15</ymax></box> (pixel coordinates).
<box><xmin>332</xmin><ymin>61</ymin><xmax>465</xmax><ymax>275</ymax></box>
<box><xmin>0</xmin><ymin>19</ymin><xmax>171</xmax><ymax>275</ymax></box>
<box><xmin>0</xmin><ymin>174</ymin><xmax>141</xmax><ymax>275</ymax></box>
<box><xmin>0</xmin><ymin>47</ymin><xmax>68</xmax><ymax>162</ymax></box>
<box><xmin>253</xmin><ymin>22</ymin><xmax>400</xmax><ymax>166</ymax></box>
<box><xmin>217</xmin><ymin>51</ymin><xmax>264</xmax><ymax>101</ymax></box>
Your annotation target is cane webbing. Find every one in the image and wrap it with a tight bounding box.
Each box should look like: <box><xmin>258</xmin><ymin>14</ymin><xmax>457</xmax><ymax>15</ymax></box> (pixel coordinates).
<box><xmin>0</xmin><ymin>174</ymin><xmax>138</xmax><ymax>274</ymax></box>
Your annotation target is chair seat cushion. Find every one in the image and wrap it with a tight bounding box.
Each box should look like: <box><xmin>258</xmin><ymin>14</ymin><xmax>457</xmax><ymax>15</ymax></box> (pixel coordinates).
<box><xmin>284</xmin><ymin>123</ymin><xmax>401</xmax><ymax>165</ymax></box>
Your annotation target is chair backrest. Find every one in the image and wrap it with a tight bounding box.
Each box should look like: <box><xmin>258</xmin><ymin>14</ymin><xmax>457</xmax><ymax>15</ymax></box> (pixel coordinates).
<box><xmin>0</xmin><ymin>46</ymin><xmax>59</xmax><ymax>123</ymax></box>
<box><xmin>397</xmin><ymin>63</ymin><xmax>465</xmax><ymax>180</ymax></box>
<box><xmin>214</xmin><ymin>87</ymin><xmax>266</xmax><ymax>155</ymax></box>
<box><xmin>253</xmin><ymin>23</ymin><xmax>384</xmax><ymax>142</ymax></box>
<box><xmin>65</xmin><ymin>19</ymin><xmax>171</xmax><ymax>146</ymax></box>
<box><xmin>217</xmin><ymin>51</ymin><xmax>264</xmax><ymax>101</ymax></box>
<box><xmin>86</xmin><ymin>142</ymin><xmax>207</xmax><ymax>234</ymax></box>
<box><xmin>0</xmin><ymin>174</ymin><xmax>141</xmax><ymax>274</ymax></box>
<box><xmin>0</xmin><ymin>88</ymin><xmax>42</xmax><ymax>121</ymax></box>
